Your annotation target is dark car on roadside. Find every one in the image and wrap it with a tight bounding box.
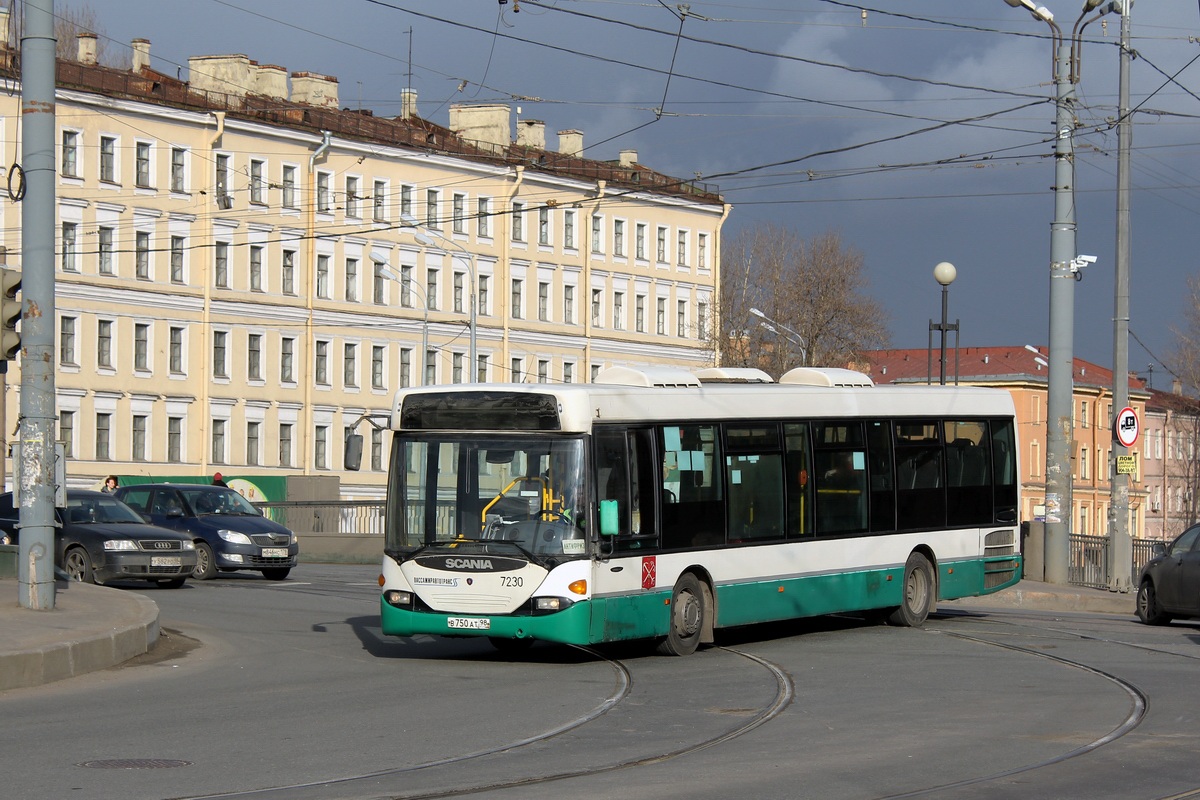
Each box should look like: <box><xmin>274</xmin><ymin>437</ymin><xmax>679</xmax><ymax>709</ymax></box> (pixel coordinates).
<box><xmin>0</xmin><ymin>490</ymin><xmax>197</xmax><ymax>588</ymax></box>
<box><xmin>1136</xmin><ymin>523</ymin><xmax>1200</xmax><ymax>625</ymax></box>
<box><xmin>114</xmin><ymin>484</ymin><xmax>298</xmax><ymax>581</ymax></box>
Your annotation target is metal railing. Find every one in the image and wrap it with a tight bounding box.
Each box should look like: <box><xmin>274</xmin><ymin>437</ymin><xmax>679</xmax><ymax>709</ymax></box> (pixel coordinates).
<box><xmin>255</xmin><ymin>500</ymin><xmax>385</xmax><ymax>535</ymax></box>
<box><xmin>1069</xmin><ymin>533</ymin><xmax>1159</xmax><ymax>590</ymax></box>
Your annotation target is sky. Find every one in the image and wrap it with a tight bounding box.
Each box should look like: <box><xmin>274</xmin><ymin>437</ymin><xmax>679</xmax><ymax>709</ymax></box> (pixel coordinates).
<box><xmin>90</xmin><ymin>0</ymin><xmax>1200</xmax><ymax>389</ymax></box>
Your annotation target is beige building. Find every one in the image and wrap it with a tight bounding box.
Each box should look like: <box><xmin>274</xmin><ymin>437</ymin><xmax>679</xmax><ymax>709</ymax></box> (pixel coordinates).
<box><xmin>0</xmin><ymin>29</ymin><xmax>728</xmax><ymax>499</ymax></box>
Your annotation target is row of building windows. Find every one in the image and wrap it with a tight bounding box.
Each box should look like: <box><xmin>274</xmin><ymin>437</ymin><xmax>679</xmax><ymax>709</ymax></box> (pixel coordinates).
<box><xmin>58</xmin><ymin>316</ymin><xmax>629</xmax><ymax>389</ymax></box>
<box><xmin>59</xmin><ymin>409</ymin><xmax>386</xmax><ymax>472</ymax></box>
<box><xmin>59</xmin><ymin>131</ymin><xmax>711</xmax><ymax>269</ymax></box>
<box><xmin>59</xmin><ymin>227</ymin><xmax>708</xmax><ymax>337</ymax></box>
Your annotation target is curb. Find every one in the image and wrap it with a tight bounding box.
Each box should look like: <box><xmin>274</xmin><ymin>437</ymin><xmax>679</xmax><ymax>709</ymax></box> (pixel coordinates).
<box><xmin>0</xmin><ymin>581</ymin><xmax>160</xmax><ymax>692</ymax></box>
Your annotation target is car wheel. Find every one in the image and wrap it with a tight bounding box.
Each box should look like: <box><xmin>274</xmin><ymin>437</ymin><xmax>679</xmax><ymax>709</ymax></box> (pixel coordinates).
<box><xmin>887</xmin><ymin>552</ymin><xmax>936</xmax><ymax>627</ymax></box>
<box><xmin>64</xmin><ymin>547</ymin><xmax>96</xmax><ymax>584</ymax></box>
<box><xmin>156</xmin><ymin>577</ymin><xmax>187</xmax><ymax>589</ymax></box>
<box><xmin>656</xmin><ymin>572</ymin><xmax>708</xmax><ymax>656</ymax></box>
<box><xmin>1136</xmin><ymin>580</ymin><xmax>1171</xmax><ymax>625</ymax></box>
<box><xmin>261</xmin><ymin>568</ymin><xmax>291</xmax><ymax>581</ymax></box>
<box><xmin>193</xmin><ymin>542</ymin><xmax>217</xmax><ymax>580</ymax></box>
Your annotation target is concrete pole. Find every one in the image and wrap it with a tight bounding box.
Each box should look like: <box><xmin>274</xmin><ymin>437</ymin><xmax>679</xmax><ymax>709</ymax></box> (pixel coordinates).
<box><xmin>1108</xmin><ymin>2</ymin><xmax>1133</xmax><ymax>592</ymax></box>
<box><xmin>1044</xmin><ymin>39</ymin><xmax>1077</xmax><ymax>586</ymax></box>
<box><xmin>17</xmin><ymin>0</ymin><xmax>58</xmax><ymax>610</ymax></box>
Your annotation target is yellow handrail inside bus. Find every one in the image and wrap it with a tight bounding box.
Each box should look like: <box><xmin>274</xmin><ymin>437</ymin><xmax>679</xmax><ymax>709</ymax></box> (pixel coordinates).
<box><xmin>480</xmin><ymin>475</ymin><xmax>564</xmax><ymax>527</ymax></box>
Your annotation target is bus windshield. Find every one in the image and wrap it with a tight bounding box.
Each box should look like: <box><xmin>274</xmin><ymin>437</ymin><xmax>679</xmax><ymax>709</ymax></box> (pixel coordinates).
<box><xmin>385</xmin><ymin>435</ymin><xmax>588</xmax><ymax>558</ymax></box>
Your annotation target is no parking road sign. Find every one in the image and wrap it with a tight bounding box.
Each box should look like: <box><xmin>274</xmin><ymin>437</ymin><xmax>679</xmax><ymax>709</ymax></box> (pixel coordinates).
<box><xmin>1114</xmin><ymin>406</ymin><xmax>1139</xmax><ymax>448</ymax></box>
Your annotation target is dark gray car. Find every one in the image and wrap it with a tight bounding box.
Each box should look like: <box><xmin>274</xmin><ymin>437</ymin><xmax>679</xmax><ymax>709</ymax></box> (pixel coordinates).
<box><xmin>0</xmin><ymin>490</ymin><xmax>197</xmax><ymax>587</ymax></box>
<box><xmin>1136</xmin><ymin>523</ymin><xmax>1200</xmax><ymax>624</ymax></box>
<box><xmin>115</xmin><ymin>484</ymin><xmax>298</xmax><ymax>581</ymax></box>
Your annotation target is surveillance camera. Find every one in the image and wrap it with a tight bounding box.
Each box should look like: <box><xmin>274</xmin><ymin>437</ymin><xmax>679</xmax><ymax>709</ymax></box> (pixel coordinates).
<box><xmin>1077</xmin><ymin>254</ymin><xmax>1097</xmax><ymax>264</ymax></box>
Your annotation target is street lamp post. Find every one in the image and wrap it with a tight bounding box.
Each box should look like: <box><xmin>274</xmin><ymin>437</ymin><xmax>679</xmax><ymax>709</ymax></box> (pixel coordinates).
<box><xmin>400</xmin><ymin>215</ymin><xmax>477</xmax><ymax>379</ymax></box>
<box><xmin>928</xmin><ymin>261</ymin><xmax>959</xmax><ymax>385</ymax></box>
<box><xmin>749</xmin><ymin>307</ymin><xmax>808</xmax><ymax>366</ymax></box>
<box><xmin>1002</xmin><ymin>0</ymin><xmax>1114</xmax><ymax>585</ymax></box>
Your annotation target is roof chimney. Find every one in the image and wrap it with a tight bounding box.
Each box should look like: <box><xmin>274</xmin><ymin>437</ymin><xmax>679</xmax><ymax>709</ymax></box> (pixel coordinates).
<box><xmin>1174</xmin><ymin>378</ymin><xmax>1183</xmax><ymax>395</ymax></box>
<box><xmin>252</xmin><ymin>64</ymin><xmax>287</xmax><ymax>100</ymax></box>
<box><xmin>400</xmin><ymin>88</ymin><xmax>418</xmax><ymax>120</ymax></box>
<box><xmin>189</xmin><ymin>54</ymin><xmax>252</xmax><ymax>98</ymax></box>
<box><xmin>516</xmin><ymin>119</ymin><xmax>546</xmax><ymax>150</ymax></box>
<box><xmin>291</xmin><ymin>71</ymin><xmax>339</xmax><ymax>108</ymax></box>
<box><xmin>131</xmin><ymin>38</ymin><xmax>151</xmax><ymax>73</ymax></box>
<box><xmin>619</xmin><ymin>149</ymin><xmax>638</xmax><ymax>166</ymax></box>
<box><xmin>449</xmin><ymin>103</ymin><xmax>511</xmax><ymax>155</ymax></box>
<box><xmin>77</xmin><ymin>32</ymin><xmax>98</xmax><ymax>66</ymax></box>
<box><xmin>558</xmin><ymin>129</ymin><xmax>584</xmax><ymax>157</ymax></box>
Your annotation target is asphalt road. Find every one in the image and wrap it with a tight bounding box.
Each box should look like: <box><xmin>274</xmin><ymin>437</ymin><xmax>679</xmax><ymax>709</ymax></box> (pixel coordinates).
<box><xmin>3</xmin><ymin>564</ymin><xmax>1198</xmax><ymax>800</ymax></box>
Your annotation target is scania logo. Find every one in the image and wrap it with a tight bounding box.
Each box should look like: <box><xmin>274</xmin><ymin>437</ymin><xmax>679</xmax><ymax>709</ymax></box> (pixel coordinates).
<box><xmin>416</xmin><ymin>554</ymin><xmax>526</xmax><ymax>572</ymax></box>
<box><xmin>445</xmin><ymin>558</ymin><xmax>492</xmax><ymax>570</ymax></box>
<box><xmin>153</xmin><ymin>542</ymin><xmax>173</xmax><ymax>550</ymax></box>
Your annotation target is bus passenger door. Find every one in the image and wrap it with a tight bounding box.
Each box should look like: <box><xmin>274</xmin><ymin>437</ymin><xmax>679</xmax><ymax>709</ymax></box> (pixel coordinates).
<box><xmin>594</xmin><ymin>427</ymin><xmax>658</xmax><ymax>551</ymax></box>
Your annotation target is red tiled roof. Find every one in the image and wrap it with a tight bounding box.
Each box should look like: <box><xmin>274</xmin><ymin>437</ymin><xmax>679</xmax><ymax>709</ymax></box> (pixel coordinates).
<box><xmin>858</xmin><ymin>346</ymin><xmax>1145</xmax><ymax>391</ymax></box>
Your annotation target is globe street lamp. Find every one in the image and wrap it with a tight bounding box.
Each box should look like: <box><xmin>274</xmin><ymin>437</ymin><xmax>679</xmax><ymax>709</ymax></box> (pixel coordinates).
<box><xmin>928</xmin><ymin>261</ymin><xmax>959</xmax><ymax>385</ymax></box>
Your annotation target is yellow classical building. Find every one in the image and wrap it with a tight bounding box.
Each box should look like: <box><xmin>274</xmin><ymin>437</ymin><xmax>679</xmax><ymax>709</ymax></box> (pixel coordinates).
<box><xmin>0</xmin><ymin>26</ymin><xmax>728</xmax><ymax>500</ymax></box>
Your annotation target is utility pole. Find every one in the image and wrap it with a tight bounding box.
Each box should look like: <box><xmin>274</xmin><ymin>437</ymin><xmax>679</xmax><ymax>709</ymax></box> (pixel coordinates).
<box><xmin>17</xmin><ymin>0</ymin><xmax>58</xmax><ymax>610</ymax></box>
<box><xmin>1043</xmin><ymin>32</ymin><xmax>1077</xmax><ymax>586</ymax></box>
<box><xmin>1108</xmin><ymin>0</ymin><xmax>1133</xmax><ymax>592</ymax></box>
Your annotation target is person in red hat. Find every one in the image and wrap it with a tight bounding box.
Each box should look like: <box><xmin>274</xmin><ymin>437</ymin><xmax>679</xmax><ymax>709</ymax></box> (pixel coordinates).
<box><xmin>212</xmin><ymin>472</ymin><xmax>228</xmax><ymax>487</ymax></box>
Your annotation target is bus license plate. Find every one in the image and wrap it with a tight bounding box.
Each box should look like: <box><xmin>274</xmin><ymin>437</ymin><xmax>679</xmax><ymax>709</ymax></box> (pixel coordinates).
<box><xmin>151</xmin><ymin>556</ymin><xmax>181</xmax><ymax>567</ymax></box>
<box><xmin>447</xmin><ymin>617</ymin><xmax>490</xmax><ymax>630</ymax></box>
<box><xmin>261</xmin><ymin>548</ymin><xmax>288</xmax><ymax>558</ymax></box>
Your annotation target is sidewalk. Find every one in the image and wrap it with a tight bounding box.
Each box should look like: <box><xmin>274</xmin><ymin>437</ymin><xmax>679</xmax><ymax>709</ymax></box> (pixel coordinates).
<box><xmin>0</xmin><ymin>578</ymin><xmax>160</xmax><ymax>692</ymax></box>
<box><xmin>940</xmin><ymin>579</ymin><xmax>1136</xmax><ymax>616</ymax></box>
<box><xmin>0</xmin><ymin>577</ymin><xmax>1134</xmax><ymax>693</ymax></box>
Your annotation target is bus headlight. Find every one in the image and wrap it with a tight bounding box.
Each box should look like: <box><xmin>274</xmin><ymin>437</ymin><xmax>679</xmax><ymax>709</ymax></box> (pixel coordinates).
<box><xmin>534</xmin><ymin>596</ymin><xmax>574</xmax><ymax>613</ymax></box>
<box><xmin>384</xmin><ymin>590</ymin><xmax>413</xmax><ymax>607</ymax></box>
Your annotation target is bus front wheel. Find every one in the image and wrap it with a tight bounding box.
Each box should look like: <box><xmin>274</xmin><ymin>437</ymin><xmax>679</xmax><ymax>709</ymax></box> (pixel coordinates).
<box><xmin>657</xmin><ymin>573</ymin><xmax>708</xmax><ymax>656</ymax></box>
<box><xmin>888</xmin><ymin>553</ymin><xmax>935</xmax><ymax>627</ymax></box>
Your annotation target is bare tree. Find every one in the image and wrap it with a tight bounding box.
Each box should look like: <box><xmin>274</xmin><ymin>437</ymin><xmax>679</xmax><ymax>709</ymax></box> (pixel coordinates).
<box><xmin>712</xmin><ymin>224</ymin><xmax>889</xmax><ymax>376</ymax></box>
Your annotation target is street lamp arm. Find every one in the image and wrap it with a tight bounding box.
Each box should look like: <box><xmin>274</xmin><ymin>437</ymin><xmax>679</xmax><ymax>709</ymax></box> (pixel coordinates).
<box><xmin>399</xmin><ymin>215</ymin><xmax>478</xmax><ymax>374</ymax></box>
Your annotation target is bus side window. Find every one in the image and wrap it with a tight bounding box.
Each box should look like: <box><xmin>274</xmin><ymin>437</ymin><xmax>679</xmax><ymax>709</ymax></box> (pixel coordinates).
<box><xmin>660</xmin><ymin>424</ymin><xmax>723</xmax><ymax>549</ymax></box>
<box><xmin>991</xmin><ymin>418</ymin><xmax>1018</xmax><ymax>523</ymax></box>
<box><xmin>594</xmin><ymin>429</ymin><xmax>630</xmax><ymax>536</ymax></box>
<box><xmin>628</xmin><ymin>429</ymin><xmax>658</xmax><ymax>545</ymax></box>
<box><xmin>594</xmin><ymin>427</ymin><xmax>659</xmax><ymax>550</ymax></box>
<box><xmin>784</xmin><ymin>423</ymin><xmax>813</xmax><ymax>538</ymax></box>
<box><xmin>867</xmin><ymin>420</ymin><xmax>895</xmax><ymax>533</ymax></box>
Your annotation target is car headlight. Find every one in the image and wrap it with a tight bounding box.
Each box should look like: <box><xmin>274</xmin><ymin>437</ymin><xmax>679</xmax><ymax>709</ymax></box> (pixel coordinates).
<box><xmin>217</xmin><ymin>529</ymin><xmax>253</xmax><ymax>544</ymax></box>
<box><xmin>103</xmin><ymin>540</ymin><xmax>139</xmax><ymax>551</ymax></box>
<box><xmin>181</xmin><ymin>540</ymin><xmax>196</xmax><ymax>551</ymax></box>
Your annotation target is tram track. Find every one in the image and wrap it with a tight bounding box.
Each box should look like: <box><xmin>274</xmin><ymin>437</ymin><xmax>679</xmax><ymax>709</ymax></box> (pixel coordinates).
<box><xmin>172</xmin><ymin>644</ymin><xmax>792</xmax><ymax>800</ymax></box>
<box><xmin>868</xmin><ymin>625</ymin><xmax>1149</xmax><ymax>800</ymax></box>
<box><xmin>163</xmin><ymin>589</ymin><xmax>1176</xmax><ymax>800</ymax></box>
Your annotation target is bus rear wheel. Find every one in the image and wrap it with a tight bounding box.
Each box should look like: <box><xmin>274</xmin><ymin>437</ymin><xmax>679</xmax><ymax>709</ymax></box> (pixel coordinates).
<box><xmin>657</xmin><ymin>573</ymin><xmax>708</xmax><ymax>656</ymax></box>
<box><xmin>888</xmin><ymin>553</ymin><xmax>935</xmax><ymax>627</ymax></box>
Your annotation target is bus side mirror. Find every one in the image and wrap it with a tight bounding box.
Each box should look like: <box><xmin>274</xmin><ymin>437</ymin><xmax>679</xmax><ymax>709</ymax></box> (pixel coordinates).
<box><xmin>599</xmin><ymin>500</ymin><xmax>619</xmax><ymax>537</ymax></box>
<box><xmin>344</xmin><ymin>434</ymin><xmax>363</xmax><ymax>471</ymax></box>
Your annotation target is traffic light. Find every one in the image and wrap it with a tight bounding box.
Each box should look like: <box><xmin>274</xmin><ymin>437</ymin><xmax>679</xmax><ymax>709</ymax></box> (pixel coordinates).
<box><xmin>0</xmin><ymin>267</ymin><xmax>22</xmax><ymax>361</ymax></box>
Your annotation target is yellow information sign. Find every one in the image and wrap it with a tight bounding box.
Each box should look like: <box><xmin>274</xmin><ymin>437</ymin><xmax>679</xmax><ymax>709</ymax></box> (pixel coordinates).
<box><xmin>1116</xmin><ymin>455</ymin><xmax>1137</xmax><ymax>475</ymax></box>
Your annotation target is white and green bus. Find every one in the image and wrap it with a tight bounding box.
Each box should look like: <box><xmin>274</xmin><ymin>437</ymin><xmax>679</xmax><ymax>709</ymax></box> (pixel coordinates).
<box><xmin>377</xmin><ymin>366</ymin><xmax>1022</xmax><ymax>655</ymax></box>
